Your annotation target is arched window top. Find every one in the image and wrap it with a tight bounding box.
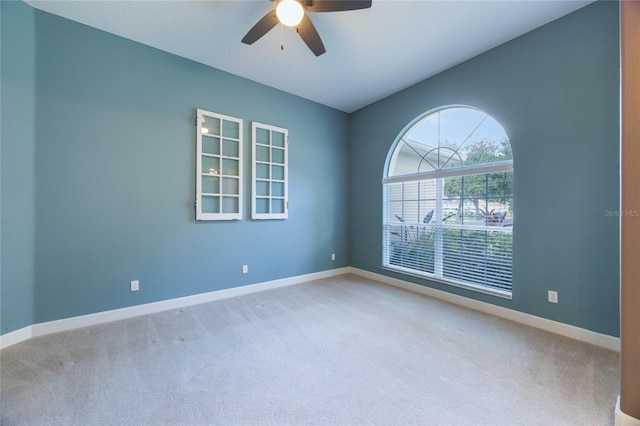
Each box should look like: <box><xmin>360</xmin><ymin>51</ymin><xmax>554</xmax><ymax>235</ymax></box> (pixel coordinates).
<box><xmin>387</xmin><ymin>106</ymin><xmax>512</xmax><ymax>179</ymax></box>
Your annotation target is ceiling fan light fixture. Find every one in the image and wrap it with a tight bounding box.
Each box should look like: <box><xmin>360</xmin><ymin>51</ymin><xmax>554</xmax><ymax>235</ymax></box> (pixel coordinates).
<box><xmin>276</xmin><ymin>0</ymin><xmax>304</xmax><ymax>27</ymax></box>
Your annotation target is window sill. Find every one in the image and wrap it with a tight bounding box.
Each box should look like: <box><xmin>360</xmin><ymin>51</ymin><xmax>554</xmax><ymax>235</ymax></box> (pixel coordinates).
<box><xmin>382</xmin><ymin>265</ymin><xmax>513</xmax><ymax>300</ymax></box>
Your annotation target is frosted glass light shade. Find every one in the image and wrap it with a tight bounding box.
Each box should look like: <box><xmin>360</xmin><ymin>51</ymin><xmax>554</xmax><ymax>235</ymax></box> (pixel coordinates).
<box><xmin>276</xmin><ymin>0</ymin><xmax>304</xmax><ymax>27</ymax></box>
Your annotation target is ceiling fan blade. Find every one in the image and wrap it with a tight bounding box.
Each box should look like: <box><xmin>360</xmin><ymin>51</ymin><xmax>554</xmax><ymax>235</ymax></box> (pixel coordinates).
<box><xmin>241</xmin><ymin>10</ymin><xmax>279</xmax><ymax>45</ymax></box>
<box><xmin>297</xmin><ymin>14</ymin><xmax>326</xmax><ymax>56</ymax></box>
<box><xmin>305</xmin><ymin>0</ymin><xmax>372</xmax><ymax>13</ymax></box>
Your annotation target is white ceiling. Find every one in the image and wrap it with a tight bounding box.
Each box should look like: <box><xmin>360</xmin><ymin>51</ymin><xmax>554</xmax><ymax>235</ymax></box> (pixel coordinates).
<box><xmin>26</xmin><ymin>0</ymin><xmax>592</xmax><ymax>113</ymax></box>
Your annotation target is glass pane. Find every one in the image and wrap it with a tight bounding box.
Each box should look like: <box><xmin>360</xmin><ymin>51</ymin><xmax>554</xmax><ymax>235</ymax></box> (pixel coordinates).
<box><xmin>483</xmin><ymin>170</ymin><xmax>513</xmax><ymax>226</ymax></box>
<box><xmin>256</xmin><ymin>180</ymin><xmax>269</xmax><ymax>196</ymax></box>
<box><xmin>222</xmin><ymin>139</ymin><xmax>239</xmax><ymax>158</ymax></box>
<box><xmin>440</xmin><ymin>176</ymin><xmax>460</xmax><ymax>221</ymax></box>
<box><xmin>202</xmin><ymin>117</ymin><xmax>220</xmax><ymax>136</ymax></box>
<box><xmin>441</xmin><ymin>147</ymin><xmax>463</xmax><ymax>170</ymax></box>
<box><xmin>401</xmin><ymin>201</ymin><xmax>419</xmax><ymax>223</ymax></box>
<box><xmin>418</xmin><ymin>179</ymin><xmax>444</xmax><ymax>224</ymax></box>
<box><xmin>272</xmin><ymin>165</ymin><xmax>284</xmax><ymax>181</ymax></box>
<box><xmin>256</xmin><ymin>127</ymin><xmax>269</xmax><ymax>145</ymax></box>
<box><xmin>221</xmin><ymin>159</ymin><xmax>238</xmax><ymax>176</ymax></box>
<box><xmin>444</xmin><ymin>228</ymin><xmax>512</xmax><ymax>291</ymax></box>
<box><xmin>222</xmin><ymin>120</ymin><xmax>239</xmax><ymax>139</ymax></box>
<box><xmin>202</xmin><ymin>156</ymin><xmax>220</xmax><ymax>176</ymax></box>
<box><xmin>442</xmin><ymin>228</ymin><xmax>464</xmax><ymax>280</ymax></box>
<box><xmin>272</xmin><ymin>131</ymin><xmax>285</xmax><ymax>148</ymax></box>
<box><xmin>462</xmin><ymin>199</ymin><xmax>483</xmax><ymax>226</ymax></box>
<box><xmin>402</xmin><ymin>182</ymin><xmax>419</xmax><ymax>202</ymax></box>
<box><xmin>272</xmin><ymin>198</ymin><xmax>285</xmax><ymax>214</ymax></box>
<box><xmin>485</xmin><ymin>204</ymin><xmax>510</xmax><ymax>226</ymax></box>
<box><xmin>201</xmin><ymin>196</ymin><xmax>219</xmax><ymax>213</ymax></box>
<box><xmin>419</xmin><ymin>201</ymin><xmax>437</xmax><ymax>224</ymax></box>
<box><xmin>256</xmin><ymin>145</ymin><xmax>270</xmax><ymax>162</ymax></box>
<box><xmin>391</xmin><ymin>107</ymin><xmax>511</xmax><ymax>178</ymax></box>
<box><xmin>272</xmin><ymin>148</ymin><xmax>284</xmax><ymax>164</ymax></box>
<box><xmin>394</xmin><ymin>224</ymin><xmax>434</xmax><ymax>274</ymax></box>
<box><xmin>454</xmin><ymin>171</ymin><xmax>514</xmax><ymax>226</ymax></box>
<box><xmin>255</xmin><ymin>198</ymin><xmax>269</xmax><ymax>214</ymax></box>
<box><xmin>202</xmin><ymin>136</ymin><xmax>220</xmax><ymax>155</ymax></box>
<box><xmin>271</xmin><ymin>182</ymin><xmax>284</xmax><ymax>197</ymax></box>
<box><xmin>442</xmin><ymin>202</ymin><xmax>460</xmax><ymax>222</ymax></box>
<box><xmin>221</xmin><ymin>196</ymin><xmax>238</xmax><ymax>213</ymax></box>
<box><xmin>443</xmin><ymin>176</ymin><xmax>461</xmax><ymax>199</ymax></box>
<box><xmin>391</xmin><ymin>142</ymin><xmax>435</xmax><ymax>176</ymax></box>
<box><xmin>388</xmin><ymin>200</ymin><xmax>404</xmax><ymax>222</ymax></box>
<box><xmin>387</xmin><ymin>183</ymin><xmax>403</xmax><ymax>202</ymax></box>
<box><xmin>487</xmin><ymin>171</ymin><xmax>514</xmax><ymax>199</ymax></box>
<box><xmin>201</xmin><ymin>176</ymin><xmax>219</xmax><ymax>194</ymax></box>
<box><xmin>256</xmin><ymin>163</ymin><xmax>269</xmax><ymax>179</ymax></box>
<box><xmin>221</xmin><ymin>177</ymin><xmax>239</xmax><ymax>195</ymax></box>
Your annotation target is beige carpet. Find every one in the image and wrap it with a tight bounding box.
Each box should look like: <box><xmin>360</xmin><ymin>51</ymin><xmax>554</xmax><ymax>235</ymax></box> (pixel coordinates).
<box><xmin>1</xmin><ymin>274</ymin><xmax>619</xmax><ymax>425</ymax></box>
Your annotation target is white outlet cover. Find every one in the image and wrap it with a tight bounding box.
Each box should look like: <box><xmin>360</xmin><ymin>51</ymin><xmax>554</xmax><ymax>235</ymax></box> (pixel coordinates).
<box><xmin>242</xmin><ymin>265</ymin><xmax>248</xmax><ymax>274</ymax></box>
<box><xmin>548</xmin><ymin>290</ymin><xmax>558</xmax><ymax>303</ymax></box>
<box><xmin>131</xmin><ymin>280</ymin><xmax>139</xmax><ymax>292</ymax></box>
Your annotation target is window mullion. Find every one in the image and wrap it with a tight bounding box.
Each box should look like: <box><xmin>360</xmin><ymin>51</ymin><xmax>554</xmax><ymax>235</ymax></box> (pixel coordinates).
<box><xmin>484</xmin><ymin>174</ymin><xmax>490</xmax><ymax>284</ymax></box>
<box><xmin>435</xmin><ymin>177</ymin><xmax>443</xmax><ymax>277</ymax></box>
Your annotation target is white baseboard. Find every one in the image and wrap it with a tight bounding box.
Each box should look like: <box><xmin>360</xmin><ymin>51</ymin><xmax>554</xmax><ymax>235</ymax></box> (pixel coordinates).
<box><xmin>347</xmin><ymin>267</ymin><xmax>621</xmax><ymax>352</ymax></box>
<box><xmin>0</xmin><ymin>326</ymin><xmax>33</xmax><ymax>350</ymax></box>
<box><xmin>1</xmin><ymin>266</ymin><xmax>619</xmax><ymax>352</ymax></box>
<box><xmin>616</xmin><ymin>396</ymin><xmax>640</xmax><ymax>426</ymax></box>
<box><xmin>1</xmin><ymin>267</ymin><xmax>350</xmax><ymax>350</ymax></box>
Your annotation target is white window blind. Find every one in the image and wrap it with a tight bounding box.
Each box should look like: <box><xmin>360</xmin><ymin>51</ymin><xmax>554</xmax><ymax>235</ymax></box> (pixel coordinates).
<box><xmin>382</xmin><ymin>173</ymin><xmax>513</xmax><ymax>297</ymax></box>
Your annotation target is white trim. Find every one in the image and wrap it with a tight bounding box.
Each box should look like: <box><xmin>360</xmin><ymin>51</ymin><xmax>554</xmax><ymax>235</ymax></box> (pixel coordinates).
<box><xmin>347</xmin><ymin>267</ymin><xmax>620</xmax><ymax>352</ymax></box>
<box><xmin>383</xmin><ymin>160</ymin><xmax>513</xmax><ymax>184</ymax></box>
<box><xmin>2</xmin><ymin>267</ymin><xmax>619</xmax><ymax>353</ymax></box>
<box><xmin>0</xmin><ymin>267</ymin><xmax>350</xmax><ymax>350</ymax></box>
<box><xmin>616</xmin><ymin>396</ymin><xmax>640</xmax><ymax>426</ymax></box>
<box><xmin>0</xmin><ymin>326</ymin><xmax>33</xmax><ymax>350</ymax></box>
<box><xmin>382</xmin><ymin>265</ymin><xmax>512</xmax><ymax>300</ymax></box>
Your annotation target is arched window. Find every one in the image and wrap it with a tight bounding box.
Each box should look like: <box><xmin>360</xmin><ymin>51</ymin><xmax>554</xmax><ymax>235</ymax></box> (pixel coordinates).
<box><xmin>383</xmin><ymin>106</ymin><xmax>513</xmax><ymax>298</ymax></box>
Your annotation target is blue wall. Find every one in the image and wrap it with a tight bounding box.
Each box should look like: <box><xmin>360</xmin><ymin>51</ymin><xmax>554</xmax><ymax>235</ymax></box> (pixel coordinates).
<box><xmin>1</xmin><ymin>2</ymin><xmax>37</xmax><ymax>334</ymax></box>
<box><xmin>1</xmin><ymin>1</ymin><xmax>621</xmax><ymax>338</ymax></box>
<box><xmin>348</xmin><ymin>1</ymin><xmax>620</xmax><ymax>337</ymax></box>
<box><xmin>1</xmin><ymin>1</ymin><xmax>349</xmax><ymax>332</ymax></box>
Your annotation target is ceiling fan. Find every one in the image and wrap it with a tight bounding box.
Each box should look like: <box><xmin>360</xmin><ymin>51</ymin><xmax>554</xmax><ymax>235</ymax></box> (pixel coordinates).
<box><xmin>241</xmin><ymin>0</ymin><xmax>372</xmax><ymax>57</ymax></box>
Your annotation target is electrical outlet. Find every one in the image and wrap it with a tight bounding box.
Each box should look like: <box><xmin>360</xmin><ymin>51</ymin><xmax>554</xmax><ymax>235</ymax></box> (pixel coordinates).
<box><xmin>130</xmin><ymin>280</ymin><xmax>139</xmax><ymax>292</ymax></box>
<box><xmin>242</xmin><ymin>265</ymin><xmax>248</xmax><ymax>274</ymax></box>
<box><xmin>548</xmin><ymin>290</ymin><xmax>558</xmax><ymax>304</ymax></box>
<box><xmin>331</xmin><ymin>253</ymin><xmax>336</xmax><ymax>261</ymax></box>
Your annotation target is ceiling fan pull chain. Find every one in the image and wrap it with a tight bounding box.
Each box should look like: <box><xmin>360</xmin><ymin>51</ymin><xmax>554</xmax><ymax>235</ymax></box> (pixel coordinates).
<box><xmin>281</xmin><ymin>24</ymin><xmax>284</xmax><ymax>51</ymax></box>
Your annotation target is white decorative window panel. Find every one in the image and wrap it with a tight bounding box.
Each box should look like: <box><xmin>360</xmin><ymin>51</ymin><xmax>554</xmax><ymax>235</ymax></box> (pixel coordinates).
<box><xmin>252</xmin><ymin>122</ymin><xmax>288</xmax><ymax>219</ymax></box>
<box><xmin>196</xmin><ymin>109</ymin><xmax>243</xmax><ymax>221</ymax></box>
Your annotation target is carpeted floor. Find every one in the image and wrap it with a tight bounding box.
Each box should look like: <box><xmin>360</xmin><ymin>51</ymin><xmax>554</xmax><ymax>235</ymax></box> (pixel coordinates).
<box><xmin>1</xmin><ymin>274</ymin><xmax>619</xmax><ymax>425</ymax></box>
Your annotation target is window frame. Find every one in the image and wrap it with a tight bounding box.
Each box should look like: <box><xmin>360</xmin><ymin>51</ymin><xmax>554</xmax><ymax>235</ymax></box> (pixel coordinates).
<box><xmin>382</xmin><ymin>106</ymin><xmax>513</xmax><ymax>299</ymax></box>
<box><xmin>251</xmin><ymin>122</ymin><xmax>289</xmax><ymax>220</ymax></box>
<box><xmin>195</xmin><ymin>109</ymin><xmax>243</xmax><ymax>221</ymax></box>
